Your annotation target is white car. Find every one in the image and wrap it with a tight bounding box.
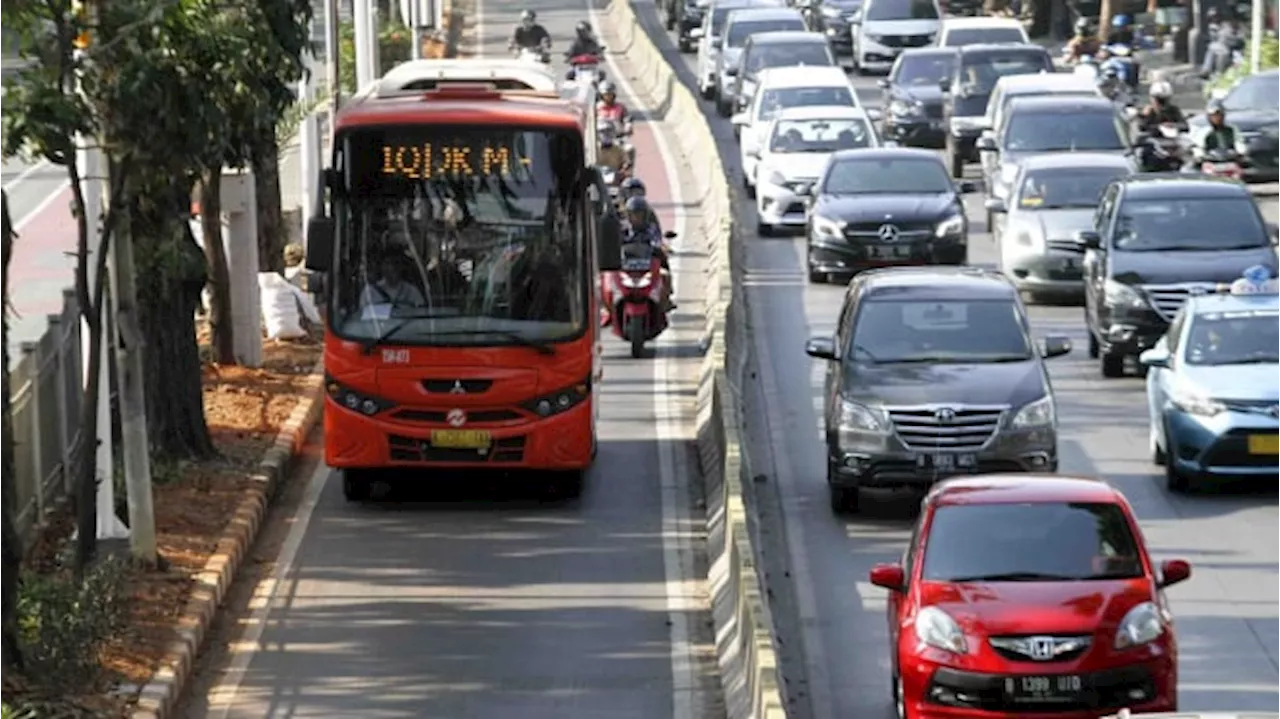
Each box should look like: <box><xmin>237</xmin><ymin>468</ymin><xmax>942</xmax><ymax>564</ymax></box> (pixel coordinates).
<box><xmin>753</xmin><ymin>106</ymin><xmax>881</xmax><ymax>235</ymax></box>
<box><xmin>981</xmin><ymin>72</ymin><xmax>1102</xmax><ymax>134</ymax></box>
<box><xmin>850</xmin><ymin>0</ymin><xmax>941</xmax><ymax>75</ymax></box>
<box><xmin>695</xmin><ymin>0</ymin><xmax>785</xmax><ymax>100</ymax></box>
<box><xmin>733</xmin><ymin>66</ymin><xmax>863</xmax><ymax>192</ymax></box>
<box><xmin>936</xmin><ymin>16</ymin><xmax>1029</xmax><ymax>47</ymax></box>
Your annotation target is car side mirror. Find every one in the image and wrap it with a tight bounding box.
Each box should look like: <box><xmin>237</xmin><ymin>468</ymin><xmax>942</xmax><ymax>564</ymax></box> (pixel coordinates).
<box><xmin>663</xmin><ymin>230</ymin><xmax>678</xmax><ymax>239</ymax></box>
<box><xmin>691</xmin><ymin>27</ymin><xmax>705</xmax><ymax>38</ymax></box>
<box><xmin>1074</xmin><ymin>230</ymin><xmax>1102</xmax><ymax>250</ymax></box>
<box><xmin>1158</xmin><ymin>559</ymin><xmax>1191</xmax><ymax>588</ymax></box>
<box><xmin>305</xmin><ymin>216</ymin><xmax>334</xmax><ymax>272</ymax></box>
<box><xmin>731</xmin><ymin>112</ymin><xmax>749</xmax><ymax>127</ymax></box>
<box><xmin>724</xmin><ymin>65</ymin><xmax>738</xmax><ymax>76</ymax></box>
<box><xmin>938</xmin><ymin>77</ymin><xmax>951</xmax><ymax>93</ymax></box>
<box><xmin>1267</xmin><ymin>222</ymin><xmax>1278</xmax><ymax>245</ymax></box>
<box><xmin>984</xmin><ymin>197</ymin><xmax>1006</xmax><ymax>212</ymax></box>
<box><xmin>711</xmin><ymin>37</ymin><xmax>723</xmax><ymax>49</ymax></box>
<box><xmin>1039</xmin><ymin>335</ymin><xmax>1071</xmax><ymax>358</ymax></box>
<box><xmin>957</xmin><ymin>180</ymin><xmax>978</xmax><ymax>194</ymax></box>
<box><xmin>848</xmin><ymin>10</ymin><xmax>860</xmax><ymax>23</ymax></box>
<box><xmin>804</xmin><ymin>335</ymin><xmax>837</xmax><ymax>360</ymax></box>
<box><xmin>876</xmin><ymin>78</ymin><xmax>890</xmax><ymax>89</ymax></box>
<box><xmin>869</xmin><ymin>563</ymin><xmax>905</xmax><ymax>591</ymax></box>
<box><xmin>1138</xmin><ymin>347</ymin><xmax>1170</xmax><ymax>368</ymax></box>
<box><xmin>975</xmin><ymin>136</ymin><xmax>997</xmax><ymax>152</ymax></box>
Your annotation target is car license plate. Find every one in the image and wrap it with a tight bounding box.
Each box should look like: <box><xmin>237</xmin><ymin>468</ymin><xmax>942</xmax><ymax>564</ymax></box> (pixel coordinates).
<box><xmin>1247</xmin><ymin>434</ymin><xmax>1279</xmax><ymax>455</ymax></box>
<box><xmin>431</xmin><ymin>429</ymin><xmax>492</xmax><ymax>449</ymax></box>
<box><xmin>1005</xmin><ymin>675</ymin><xmax>1083</xmax><ymax>702</ymax></box>
<box><xmin>917</xmin><ymin>453</ymin><xmax>977</xmax><ymax>473</ymax></box>
<box><xmin>867</xmin><ymin>244</ymin><xmax>912</xmax><ymax>260</ymax></box>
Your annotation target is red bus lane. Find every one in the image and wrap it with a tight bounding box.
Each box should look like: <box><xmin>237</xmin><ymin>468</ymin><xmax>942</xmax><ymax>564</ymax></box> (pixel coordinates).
<box><xmin>8</xmin><ymin>186</ymin><xmax>77</xmax><ymax>345</ymax></box>
<box><xmin>628</xmin><ymin>114</ymin><xmax>676</xmax><ymax>235</ymax></box>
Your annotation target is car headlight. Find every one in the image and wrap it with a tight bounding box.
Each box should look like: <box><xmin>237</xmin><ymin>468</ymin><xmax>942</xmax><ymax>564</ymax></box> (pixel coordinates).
<box><xmin>1010</xmin><ymin>395</ymin><xmax>1055</xmax><ymax>429</ymax></box>
<box><xmin>812</xmin><ymin>215</ymin><xmax>846</xmax><ymax>239</ymax></box>
<box><xmin>1168</xmin><ymin>384</ymin><xmax>1224</xmax><ymax>417</ymax></box>
<box><xmin>889</xmin><ymin>98</ymin><xmax>921</xmax><ymax>117</ymax></box>
<box><xmin>1103</xmin><ymin>279</ymin><xmax>1147</xmax><ymax>309</ymax></box>
<box><xmin>916</xmin><ymin>606</ymin><xmax>968</xmax><ymax>654</ymax></box>
<box><xmin>1114</xmin><ymin>601</ymin><xmax>1165</xmax><ymax>650</ymax></box>
<box><xmin>865</xmin><ymin>33</ymin><xmax>884</xmax><ymax>43</ymax></box>
<box><xmin>765</xmin><ymin>169</ymin><xmax>787</xmax><ymax>187</ymax></box>
<box><xmin>1013</xmin><ymin>227</ymin><xmax>1044</xmax><ymax>249</ymax></box>
<box><xmin>839</xmin><ymin>399</ymin><xmax>886</xmax><ymax>432</ymax></box>
<box><xmin>935</xmin><ymin>214</ymin><xmax>964</xmax><ymax>237</ymax></box>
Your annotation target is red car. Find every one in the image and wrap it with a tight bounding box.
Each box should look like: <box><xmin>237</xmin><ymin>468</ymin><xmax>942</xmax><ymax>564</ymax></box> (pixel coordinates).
<box><xmin>869</xmin><ymin>475</ymin><xmax>1192</xmax><ymax>719</ymax></box>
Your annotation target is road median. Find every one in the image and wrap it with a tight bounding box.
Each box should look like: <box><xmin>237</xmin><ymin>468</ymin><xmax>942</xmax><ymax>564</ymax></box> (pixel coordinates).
<box><xmin>597</xmin><ymin>2</ymin><xmax>788</xmax><ymax>717</ymax></box>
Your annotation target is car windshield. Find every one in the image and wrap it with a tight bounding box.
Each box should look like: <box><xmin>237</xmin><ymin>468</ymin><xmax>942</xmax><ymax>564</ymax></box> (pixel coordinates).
<box><xmin>711</xmin><ymin>7</ymin><xmax>739</xmax><ymax>35</ymax></box>
<box><xmin>824</xmin><ymin>156</ymin><xmax>951</xmax><ymax>195</ymax></box>
<box><xmin>1113</xmin><ymin>197</ymin><xmax>1269</xmax><ymax>251</ymax></box>
<box><xmin>770</xmin><ymin>117</ymin><xmax>875</xmax><ymax>152</ymax></box>
<box><xmin>848</xmin><ymin>299</ymin><xmax>1032</xmax><ymax>363</ymax></box>
<box><xmin>864</xmin><ymin>0</ymin><xmax>938</xmax><ymax>21</ymax></box>
<box><xmin>1184</xmin><ymin>310</ymin><xmax>1280</xmax><ymax>366</ymax></box>
<box><xmin>943</xmin><ymin>27</ymin><xmax>1025</xmax><ymax>46</ymax></box>
<box><xmin>1003</xmin><ymin>110</ymin><xmax>1127</xmax><ymax>152</ymax></box>
<box><xmin>727</xmin><ymin>18</ymin><xmax>803</xmax><ymax>46</ymax></box>
<box><xmin>1222</xmin><ymin>73</ymin><xmax>1280</xmax><ymax>112</ymax></box>
<box><xmin>1016</xmin><ymin>167</ymin><xmax>1127</xmax><ymax>209</ymax></box>
<box><xmin>747</xmin><ymin>44</ymin><xmax>834</xmax><ymax>74</ymax></box>
<box><xmin>921</xmin><ymin>502</ymin><xmax>1145</xmax><ymax>582</ymax></box>
<box><xmin>756</xmin><ymin>85</ymin><xmax>855</xmax><ymax>120</ymax></box>
<box><xmin>958</xmin><ymin>53</ymin><xmax>1052</xmax><ymax>95</ymax></box>
<box><xmin>893</xmin><ymin>53</ymin><xmax>955</xmax><ymax>86</ymax></box>
<box><xmin>331</xmin><ymin>126</ymin><xmax>589</xmax><ymax>347</ymax></box>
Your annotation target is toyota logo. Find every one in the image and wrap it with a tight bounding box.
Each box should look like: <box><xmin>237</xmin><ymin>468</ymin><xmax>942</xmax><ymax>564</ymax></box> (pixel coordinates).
<box><xmin>877</xmin><ymin>224</ymin><xmax>900</xmax><ymax>242</ymax></box>
<box><xmin>934</xmin><ymin>407</ymin><xmax>956</xmax><ymax>423</ymax></box>
<box><xmin>446</xmin><ymin>409</ymin><xmax>467</xmax><ymax>427</ymax></box>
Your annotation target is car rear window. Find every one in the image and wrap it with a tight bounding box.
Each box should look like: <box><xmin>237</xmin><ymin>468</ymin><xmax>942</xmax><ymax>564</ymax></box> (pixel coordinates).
<box><xmin>756</xmin><ymin>85</ymin><xmax>855</xmax><ymax>120</ymax></box>
<box><xmin>747</xmin><ymin>43</ymin><xmax>834</xmax><ymax>73</ymax></box>
<box><xmin>943</xmin><ymin>27</ymin><xmax>1025</xmax><ymax>46</ymax></box>
<box><xmin>957</xmin><ymin>51</ymin><xmax>1052</xmax><ymax>94</ymax></box>
<box><xmin>1002</xmin><ymin>109</ymin><xmax>1126</xmax><ymax>152</ymax></box>
<box><xmin>921</xmin><ymin>502</ymin><xmax>1144</xmax><ymax>582</ymax></box>
<box><xmin>893</xmin><ymin>53</ymin><xmax>955</xmax><ymax>86</ymax></box>
<box><xmin>727</xmin><ymin>18</ymin><xmax>804</xmax><ymax>46</ymax></box>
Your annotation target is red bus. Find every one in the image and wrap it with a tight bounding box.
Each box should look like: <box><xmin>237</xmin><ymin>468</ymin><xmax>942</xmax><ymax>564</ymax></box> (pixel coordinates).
<box><xmin>305</xmin><ymin>61</ymin><xmax>620</xmax><ymax>501</ymax></box>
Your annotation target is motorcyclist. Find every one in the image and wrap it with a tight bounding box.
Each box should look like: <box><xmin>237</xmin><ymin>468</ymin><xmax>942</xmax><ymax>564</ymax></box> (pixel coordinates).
<box><xmin>509</xmin><ymin>10</ymin><xmax>552</xmax><ymax>53</ymax></box>
<box><xmin>622</xmin><ymin>196</ymin><xmax>674</xmax><ymax>312</ymax></box>
<box><xmin>566</xmin><ymin>21</ymin><xmax>603</xmax><ymax>58</ymax></box>
<box><xmin>1107</xmin><ymin>13</ymin><xmax>1135</xmax><ymax>49</ymax></box>
<box><xmin>596</xmin><ymin>81</ymin><xmax>631</xmax><ymax>133</ymax></box>
<box><xmin>1064</xmin><ymin>18</ymin><xmax>1099</xmax><ymax>63</ymax></box>
<box><xmin>597</xmin><ymin>122</ymin><xmax>630</xmax><ymax>175</ymax></box>
<box><xmin>618</xmin><ymin>177</ymin><xmax>661</xmax><ymax>228</ymax></box>
<box><xmin>1194</xmin><ymin>100</ymin><xmax>1241</xmax><ymax>159</ymax></box>
<box><xmin>1096</xmin><ymin>66</ymin><xmax>1125</xmax><ymax>103</ymax></box>
<box><xmin>1136</xmin><ymin>81</ymin><xmax>1187</xmax><ymax>132</ymax></box>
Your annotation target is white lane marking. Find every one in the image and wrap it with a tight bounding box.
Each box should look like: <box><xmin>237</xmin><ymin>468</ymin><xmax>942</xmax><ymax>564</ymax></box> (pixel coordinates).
<box><xmin>204</xmin><ymin>461</ymin><xmax>331</xmax><ymax>717</ymax></box>
<box><xmin>587</xmin><ymin>2</ymin><xmax>698</xmax><ymax>715</ymax></box>
<box><xmin>13</xmin><ymin>179</ymin><xmax>71</xmax><ymax>232</ymax></box>
<box><xmin>3</xmin><ymin>159</ymin><xmax>49</xmax><ymax>191</ymax></box>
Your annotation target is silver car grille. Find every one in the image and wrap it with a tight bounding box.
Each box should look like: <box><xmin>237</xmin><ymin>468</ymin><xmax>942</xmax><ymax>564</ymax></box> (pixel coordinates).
<box><xmin>1045</xmin><ymin>239</ymin><xmax>1084</xmax><ymax>253</ymax></box>
<box><xmin>989</xmin><ymin>635</ymin><xmax>1092</xmax><ymax>662</ymax></box>
<box><xmin>782</xmin><ymin>177</ymin><xmax>817</xmax><ymax>193</ymax></box>
<box><xmin>886</xmin><ymin>405</ymin><xmax>1006</xmax><ymax>452</ymax></box>
<box><xmin>1141</xmin><ymin>283</ymin><xmax>1217</xmax><ymax>322</ymax></box>
<box><xmin>1221</xmin><ymin>398</ymin><xmax>1280</xmax><ymax>416</ymax></box>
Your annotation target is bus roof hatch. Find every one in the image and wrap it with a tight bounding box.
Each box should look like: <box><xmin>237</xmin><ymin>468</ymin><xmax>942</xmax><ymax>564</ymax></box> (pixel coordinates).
<box><xmin>375</xmin><ymin>59</ymin><xmax>560</xmax><ymax>97</ymax></box>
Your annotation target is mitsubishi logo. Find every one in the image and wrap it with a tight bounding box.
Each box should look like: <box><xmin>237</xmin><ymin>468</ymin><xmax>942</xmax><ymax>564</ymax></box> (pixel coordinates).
<box><xmin>1028</xmin><ymin>636</ymin><xmax>1056</xmax><ymax>660</ymax></box>
<box><xmin>877</xmin><ymin>224</ymin><xmax>900</xmax><ymax>242</ymax></box>
<box><xmin>450</xmin><ymin>380</ymin><xmax>467</xmax><ymax>395</ymax></box>
<box><xmin>934</xmin><ymin>407</ymin><xmax>956</xmax><ymax>423</ymax></box>
<box><xmin>446</xmin><ymin>409</ymin><xmax>467</xmax><ymax>427</ymax></box>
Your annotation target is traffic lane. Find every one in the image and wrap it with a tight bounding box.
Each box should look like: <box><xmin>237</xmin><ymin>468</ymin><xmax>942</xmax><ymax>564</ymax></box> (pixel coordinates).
<box><xmin>4</xmin><ymin>158</ymin><xmax>68</xmax><ymax>226</ymax></box>
<box><xmin>186</xmin><ymin>10</ymin><xmax>703</xmax><ymax>718</ymax></box>
<box><xmin>6</xmin><ymin>182</ymin><xmax>76</xmax><ymax>356</ymax></box>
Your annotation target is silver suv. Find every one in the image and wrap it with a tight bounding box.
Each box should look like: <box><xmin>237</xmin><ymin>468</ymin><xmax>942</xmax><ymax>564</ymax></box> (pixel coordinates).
<box><xmin>804</xmin><ymin>266</ymin><xmax>1072</xmax><ymax>514</ymax></box>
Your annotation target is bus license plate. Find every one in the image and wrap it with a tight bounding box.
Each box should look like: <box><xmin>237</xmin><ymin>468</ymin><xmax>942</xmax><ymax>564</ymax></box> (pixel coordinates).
<box><xmin>1005</xmin><ymin>674</ymin><xmax>1083</xmax><ymax>702</ymax></box>
<box><xmin>431</xmin><ymin>430</ymin><xmax>492</xmax><ymax>449</ymax></box>
<box><xmin>1247</xmin><ymin>434</ymin><xmax>1279</xmax><ymax>455</ymax></box>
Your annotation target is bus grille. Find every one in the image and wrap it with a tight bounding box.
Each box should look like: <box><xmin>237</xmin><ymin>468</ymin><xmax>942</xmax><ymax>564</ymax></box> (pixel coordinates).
<box><xmin>388</xmin><ymin>434</ymin><xmax>526</xmax><ymax>463</ymax></box>
<box><xmin>392</xmin><ymin>408</ymin><xmax>523</xmax><ymax>423</ymax></box>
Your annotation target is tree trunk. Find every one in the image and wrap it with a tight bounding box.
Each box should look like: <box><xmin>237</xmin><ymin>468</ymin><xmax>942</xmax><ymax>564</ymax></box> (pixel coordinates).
<box><xmin>1</xmin><ymin>190</ymin><xmax>24</xmax><ymax>673</ymax></box>
<box><xmin>200</xmin><ymin>176</ymin><xmax>236</xmax><ymax>365</ymax></box>
<box><xmin>129</xmin><ymin>176</ymin><xmax>216</xmax><ymax>461</ymax></box>
<box><xmin>254</xmin><ymin>134</ymin><xmax>286</xmax><ymax>274</ymax></box>
<box><xmin>1029</xmin><ymin>0</ymin><xmax>1054</xmax><ymax>37</ymax></box>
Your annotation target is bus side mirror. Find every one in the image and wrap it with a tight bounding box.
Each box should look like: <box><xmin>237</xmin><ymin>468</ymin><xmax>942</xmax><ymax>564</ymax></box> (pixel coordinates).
<box><xmin>305</xmin><ymin>216</ymin><xmax>334</xmax><ymax>272</ymax></box>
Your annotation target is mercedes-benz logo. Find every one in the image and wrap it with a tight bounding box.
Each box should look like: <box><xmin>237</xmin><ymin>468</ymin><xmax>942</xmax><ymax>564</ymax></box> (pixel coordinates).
<box><xmin>877</xmin><ymin>224</ymin><xmax>900</xmax><ymax>242</ymax></box>
<box><xmin>934</xmin><ymin>407</ymin><xmax>956</xmax><ymax>423</ymax></box>
<box><xmin>446</xmin><ymin>409</ymin><xmax>467</xmax><ymax>427</ymax></box>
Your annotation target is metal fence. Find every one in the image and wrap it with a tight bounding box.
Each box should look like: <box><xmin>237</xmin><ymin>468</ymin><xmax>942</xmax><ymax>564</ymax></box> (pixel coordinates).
<box><xmin>9</xmin><ymin>288</ymin><xmax>84</xmax><ymax>545</ymax></box>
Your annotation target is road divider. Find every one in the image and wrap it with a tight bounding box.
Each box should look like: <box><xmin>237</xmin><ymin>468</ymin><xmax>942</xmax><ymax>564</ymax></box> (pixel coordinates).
<box><xmin>597</xmin><ymin>2</ymin><xmax>787</xmax><ymax>717</ymax></box>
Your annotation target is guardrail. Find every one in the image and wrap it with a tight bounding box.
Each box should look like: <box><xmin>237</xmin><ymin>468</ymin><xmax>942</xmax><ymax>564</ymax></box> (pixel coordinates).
<box><xmin>598</xmin><ymin>2</ymin><xmax>788</xmax><ymax>717</ymax></box>
<box><xmin>8</xmin><ymin>288</ymin><xmax>85</xmax><ymax>547</ymax></box>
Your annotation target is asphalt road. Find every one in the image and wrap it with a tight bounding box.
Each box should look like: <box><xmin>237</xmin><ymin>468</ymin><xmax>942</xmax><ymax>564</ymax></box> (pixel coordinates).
<box><xmin>639</xmin><ymin>13</ymin><xmax>1280</xmax><ymax>719</ymax></box>
<box><xmin>181</xmin><ymin>5</ymin><xmax>722</xmax><ymax>718</ymax></box>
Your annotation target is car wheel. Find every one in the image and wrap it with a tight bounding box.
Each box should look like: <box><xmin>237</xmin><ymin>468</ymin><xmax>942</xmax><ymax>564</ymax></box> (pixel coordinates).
<box><xmin>948</xmin><ymin>141</ymin><xmax>964</xmax><ymax>179</ymax></box>
<box><xmin>1087</xmin><ymin>329</ymin><xmax>1099</xmax><ymax>359</ymax></box>
<box><xmin>1100</xmin><ymin>351</ymin><xmax>1126</xmax><ymax>378</ymax></box>
<box><xmin>757</xmin><ymin>221</ymin><xmax>772</xmax><ymax>237</ymax></box>
<box><xmin>700</xmin><ymin>82</ymin><xmax>715</xmax><ymax>100</ymax></box>
<box><xmin>808</xmin><ymin>267</ymin><xmax>825</xmax><ymax>284</ymax></box>
<box><xmin>1150</xmin><ymin>424</ymin><xmax>1167</xmax><ymax>466</ymax></box>
<box><xmin>678</xmin><ymin>38</ymin><xmax>691</xmax><ymax>52</ymax></box>
<box><xmin>716</xmin><ymin>98</ymin><xmax>731</xmax><ymax>117</ymax></box>
<box><xmin>894</xmin><ymin>671</ymin><xmax>909</xmax><ymax>719</ymax></box>
<box><xmin>342</xmin><ymin>469</ymin><xmax>372</xmax><ymax>502</ymax></box>
<box><xmin>547</xmin><ymin>470</ymin><xmax>586</xmax><ymax>500</ymax></box>
<box><xmin>664</xmin><ymin>8</ymin><xmax>676</xmax><ymax>30</ymax></box>
<box><xmin>1164</xmin><ymin>455</ymin><xmax>1192</xmax><ymax>493</ymax></box>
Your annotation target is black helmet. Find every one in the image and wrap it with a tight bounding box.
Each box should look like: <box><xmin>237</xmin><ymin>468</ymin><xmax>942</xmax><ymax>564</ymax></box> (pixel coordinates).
<box><xmin>621</xmin><ymin>177</ymin><xmax>646</xmax><ymax>195</ymax></box>
<box><xmin>1074</xmin><ymin>17</ymin><xmax>1090</xmax><ymax>33</ymax></box>
<box><xmin>1207</xmin><ymin>99</ymin><xmax>1227</xmax><ymax>116</ymax></box>
<box><xmin>624</xmin><ymin>196</ymin><xmax>650</xmax><ymax>217</ymax></box>
<box><xmin>521</xmin><ymin>9</ymin><xmax>536</xmax><ymax>21</ymax></box>
<box><xmin>576</xmin><ymin>20</ymin><xmax>591</xmax><ymax>35</ymax></box>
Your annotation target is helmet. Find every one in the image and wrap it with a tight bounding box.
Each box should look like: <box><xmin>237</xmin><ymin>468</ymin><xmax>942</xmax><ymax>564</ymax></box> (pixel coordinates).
<box><xmin>1207</xmin><ymin>99</ymin><xmax>1227</xmax><ymax>116</ymax></box>
<box><xmin>621</xmin><ymin>177</ymin><xmax>646</xmax><ymax>196</ymax></box>
<box><xmin>1074</xmin><ymin>17</ymin><xmax>1091</xmax><ymax>33</ymax></box>
<box><xmin>521</xmin><ymin>9</ymin><xmax>536</xmax><ymax>24</ymax></box>
<box><xmin>599</xmin><ymin>80</ymin><xmax>617</xmax><ymax>97</ymax></box>
<box><xmin>1111</xmin><ymin>13</ymin><xmax>1130</xmax><ymax>28</ymax></box>
<box><xmin>576</xmin><ymin>20</ymin><xmax>591</xmax><ymax>35</ymax></box>
<box><xmin>624</xmin><ymin>196</ymin><xmax>650</xmax><ymax>219</ymax></box>
<box><xmin>1101</xmin><ymin>66</ymin><xmax>1119</xmax><ymax>79</ymax></box>
<box><xmin>1149</xmin><ymin>80</ymin><xmax>1173</xmax><ymax>100</ymax></box>
<box><xmin>283</xmin><ymin>243</ymin><xmax>305</xmax><ymax>266</ymax></box>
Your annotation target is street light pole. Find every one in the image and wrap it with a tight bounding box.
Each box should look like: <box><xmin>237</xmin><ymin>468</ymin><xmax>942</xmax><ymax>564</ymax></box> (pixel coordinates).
<box><xmin>1250</xmin><ymin>0</ymin><xmax>1264</xmax><ymax>72</ymax></box>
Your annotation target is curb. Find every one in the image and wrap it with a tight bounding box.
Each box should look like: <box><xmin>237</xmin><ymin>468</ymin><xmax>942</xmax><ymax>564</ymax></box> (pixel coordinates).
<box><xmin>598</xmin><ymin>2</ymin><xmax>788</xmax><ymax>717</ymax></box>
<box><xmin>129</xmin><ymin>359</ymin><xmax>326</xmax><ymax>719</ymax></box>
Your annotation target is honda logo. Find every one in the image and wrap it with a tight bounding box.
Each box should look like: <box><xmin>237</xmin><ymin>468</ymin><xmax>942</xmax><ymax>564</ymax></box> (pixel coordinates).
<box><xmin>1028</xmin><ymin>636</ymin><xmax>1056</xmax><ymax>660</ymax></box>
<box><xmin>446</xmin><ymin>409</ymin><xmax>467</xmax><ymax>427</ymax></box>
<box><xmin>877</xmin><ymin>224</ymin><xmax>900</xmax><ymax>242</ymax></box>
<box><xmin>934</xmin><ymin>407</ymin><xmax>956</xmax><ymax>423</ymax></box>
<box><xmin>990</xmin><ymin>635</ymin><xmax>1091</xmax><ymax>661</ymax></box>
<box><xmin>450</xmin><ymin>380</ymin><xmax>467</xmax><ymax>395</ymax></box>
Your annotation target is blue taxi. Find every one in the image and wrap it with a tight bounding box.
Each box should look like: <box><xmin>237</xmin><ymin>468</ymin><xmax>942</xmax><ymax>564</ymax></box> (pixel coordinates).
<box><xmin>1140</xmin><ymin>266</ymin><xmax>1280</xmax><ymax>492</ymax></box>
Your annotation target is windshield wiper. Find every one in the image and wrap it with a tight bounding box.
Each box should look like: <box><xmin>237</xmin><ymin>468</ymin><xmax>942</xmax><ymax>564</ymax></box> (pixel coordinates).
<box><xmin>946</xmin><ymin>571</ymin><xmax>1077</xmax><ymax>582</ymax></box>
<box><xmin>360</xmin><ymin>310</ymin><xmax>450</xmax><ymax>355</ymax></box>
<box><xmin>417</xmin><ymin>329</ymin><xmax>557</xmax><ymax>356</ymax></box>
<box><xmin>1208</xmin><ymin>357</ymin><xmax>1280</xmax><ymax>365</ymax></box>
<box><xmin>983</xmin><ymin>354</ymin><xmax>1034</xmax><ymax>363</ymax></box>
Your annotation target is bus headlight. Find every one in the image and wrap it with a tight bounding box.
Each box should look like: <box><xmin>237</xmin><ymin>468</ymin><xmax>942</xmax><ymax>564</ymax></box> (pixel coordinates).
<box><xmin>522</xmin><ymin>376</ymin><xmax>593</xmax><ymax>417</ymax></box>
<box><xmin>326</xmin><ymin>376</ymin><xmax>397</xmax><ymax>416</ymax></box>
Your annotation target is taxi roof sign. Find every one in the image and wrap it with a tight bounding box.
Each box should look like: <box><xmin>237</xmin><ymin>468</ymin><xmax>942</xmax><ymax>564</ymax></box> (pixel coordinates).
<box><xmin>1201</xmin><ymin>265</ymin><xmax>1280</xmax><ymax>297</ymax></box>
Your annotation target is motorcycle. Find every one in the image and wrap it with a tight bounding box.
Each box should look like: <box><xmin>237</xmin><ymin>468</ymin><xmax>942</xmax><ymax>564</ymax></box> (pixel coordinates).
<box><xmin>603</xmin><ymin>236</ymin><xmax>676</xmax><ymax>358</ymax></box>
<box><xmin>514</xmin><ymin>39</ymin><xmax>552</xmax><ymax>64</ymax></box>
<box><xmin>598</xmin><ymin>104</ymin><xmax>637</xmax><ymax>166</ymax></box>
<box><xmin>1198</xmin><ymin>147</ymin><xmax>1245</xmax><ymax>180</ymax></box>
<box><xmin>1136</xmin><ymin>123</ymin><xmax>1189</xmax><ymax>172</ymax></box>
<box><xmin>1102</xmin><ymin>44</ymin><xmax>1140</xmax><ymax>89</ymax></box>
<box><xmin>599</xmin><ymin>164</ymin><xmax>624</xmax><ymax>204</ymax></box>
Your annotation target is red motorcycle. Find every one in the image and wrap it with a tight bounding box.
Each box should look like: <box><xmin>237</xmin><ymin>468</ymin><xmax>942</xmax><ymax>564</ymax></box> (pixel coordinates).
<box><xmin>1199</xmin><ymin>147</ymin><xmax>1244</xmax><ymax>180</ymax></box>
<box><xmin>602</xmin><ymin>238</ymin><xmax>675</xmax><ymax>358</ymax></box>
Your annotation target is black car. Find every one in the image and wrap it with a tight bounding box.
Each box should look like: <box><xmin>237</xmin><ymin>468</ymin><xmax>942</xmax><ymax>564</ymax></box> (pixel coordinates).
<box><xmin>1079</xmin><ymin>175</ymin><xmax>1279</xmax><ymax>378</ymax></box>
<box><xmin>665</xmin><ymin>0</ymin><xmax>707</xmax><ymax>52</ymax></box>
<box><xmin>799</xmin><ymin>148</ymin><xmax>976</xmax><ymax>284</ymax></box>
<box><xmin>808</xmin><ymin>0</ymin><xmax>863</xmax><ymax>55</ymax></box>
<box><xmin>804</xmin><ymin>266</ymin><xmax>1070</xmax><ymax>512</ymax></box>
<box><xmin>1188</xmin><ymin>69</ymin><xmax>1280</xmax><ymax>183</ymax></box>
<box><xmin>940</xmin><ymin>43</ymin><xmax>1054</xmax><ymax>178</ymax></box>
<box><xmin>878</xmin><ymin>47</ymin><xmax>957</xmax><ymax>148</ymax></box>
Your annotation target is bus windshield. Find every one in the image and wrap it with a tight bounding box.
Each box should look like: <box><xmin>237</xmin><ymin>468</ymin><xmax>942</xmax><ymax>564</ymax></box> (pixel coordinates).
<box><xmin>332</xmin><ymin>125</ymin><xmax>590</xmax><ymax>348</ymax></box>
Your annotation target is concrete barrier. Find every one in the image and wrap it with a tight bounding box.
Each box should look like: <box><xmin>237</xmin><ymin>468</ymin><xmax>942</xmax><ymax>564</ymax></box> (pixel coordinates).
<box><xmin>597</xmin><ymin>3</ymin><xmax>788</xmax><ymax>717</ymax></box>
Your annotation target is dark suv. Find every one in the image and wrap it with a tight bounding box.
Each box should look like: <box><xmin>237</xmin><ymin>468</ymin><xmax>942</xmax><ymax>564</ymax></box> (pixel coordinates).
<box><xmin>804</xmin><ymin>267</ymin><xmax>1071</xmax><ymax>514</ymax></box>
<box><xmin>664</xmin><ymin>0</ymin><xmax>706</xmax><ymax>52</ymax></box>
<box><xmin>1079</xmin><ymin>175</ymin><xmax>1279</xmax><ymax>378</ymax></box>
<box><xmin>940</xmin><ymin>43</ymin><xmax>1053</xmax><ymax>178</ymax></box>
